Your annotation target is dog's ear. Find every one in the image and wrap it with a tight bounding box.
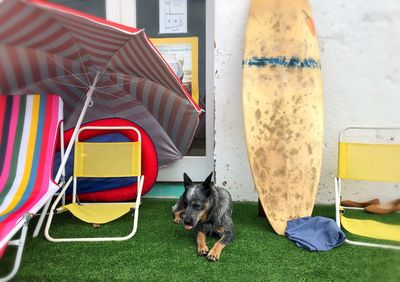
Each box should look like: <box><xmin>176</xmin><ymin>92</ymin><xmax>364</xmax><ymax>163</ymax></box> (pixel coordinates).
<box><xmin>183</xmin><ymin>173</ymin><xmax>193</xmax><ymax>188</ymax></box>
<box><xmin>203</xmin><ymin>172</ymin><xmax>213</xmax><ymax>188</ymax></box>
<box><xmin>202</xmin><ymin>172</ymin><xmax>213</xmax><ymax>197</ymax></box>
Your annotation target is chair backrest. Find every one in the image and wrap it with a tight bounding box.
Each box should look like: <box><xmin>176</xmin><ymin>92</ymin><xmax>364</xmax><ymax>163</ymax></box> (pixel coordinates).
<box><xmin>73</xmin><ymin>126</ymin><xmax>142</xmax><ymax>178</ymax></box>
<box><xmin>338</xmin><ymin>127</ymin><xmax>400</xmax><ymax>182</ymax></box>
<box><xmin>338</xmin><ymin>142</ymin><xmax>400</xmax><ymax>182</ymax></box>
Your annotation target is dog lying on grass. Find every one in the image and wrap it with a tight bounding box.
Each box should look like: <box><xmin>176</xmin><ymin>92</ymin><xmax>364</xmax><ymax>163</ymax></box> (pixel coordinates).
<box><xmin>172</xmin><ymin>172</ymin><xmax>234</xmax><ymax>261</ymax></box>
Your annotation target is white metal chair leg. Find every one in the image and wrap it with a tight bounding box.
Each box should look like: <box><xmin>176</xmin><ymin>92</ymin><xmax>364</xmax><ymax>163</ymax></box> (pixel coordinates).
<box><xmin>345</xmin><ymin>238</ymin><xmax>400</xmax><ymax>250</ymax></box>
<box><xmin>32</xmin><ymin>198</ymin><xmax>52</xmax><ymax>238</ymax></box>
<box><xmin>128</xmin><ymin>175</ymin><xmax>144</xmax><ymax>240</ymax></box>
<box><xmin>0</xmin><ymin>218</ymin><xmax>29</xmax><ymax>282</ymax></box>
<box><xmin>45</xmin><ymin>177</ymin><xmax>73</xmax><ymax>242</ymax></box>
<box><xmin>334</xmin><ymin>177</ymin><xmax>341</xmax><ymax>227</ymax></box>
<box><xmin>33</xmin><ymin>119</ymin><xmax>66</xmax><ymax>238</ymax></box>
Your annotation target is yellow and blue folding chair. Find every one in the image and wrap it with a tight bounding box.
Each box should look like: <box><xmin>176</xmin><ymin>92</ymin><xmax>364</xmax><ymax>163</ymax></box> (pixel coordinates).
<box><xmin>45</xmin><ymin>125</ymin><xmax>144</xmax><ymax>242</ymax></box>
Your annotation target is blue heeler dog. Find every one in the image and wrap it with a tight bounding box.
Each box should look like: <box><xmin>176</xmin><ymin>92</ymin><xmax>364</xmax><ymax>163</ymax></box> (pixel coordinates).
<box><xmin>172</xmin><ymin>172</ymin><xmax>234</xmax><ymax>262</ymax></box>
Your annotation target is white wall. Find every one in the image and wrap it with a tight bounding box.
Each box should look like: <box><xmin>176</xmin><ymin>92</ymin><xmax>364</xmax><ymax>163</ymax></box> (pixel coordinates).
<box><xmin>214</xmin><ymin>0</ymin><xmax>400</xmax><ymax>203</ymax></box>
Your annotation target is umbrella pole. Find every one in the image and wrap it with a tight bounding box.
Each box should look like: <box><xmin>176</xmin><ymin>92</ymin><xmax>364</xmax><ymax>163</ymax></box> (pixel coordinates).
<box><xmin>54</xmin><ymin>71</ymin><xmax>101</xmax><ymax>184</ymax></box>
<box><xmin>33</xmin><ymin>72</ymin><xmax>100</xmax><ymax>238</ymax></box>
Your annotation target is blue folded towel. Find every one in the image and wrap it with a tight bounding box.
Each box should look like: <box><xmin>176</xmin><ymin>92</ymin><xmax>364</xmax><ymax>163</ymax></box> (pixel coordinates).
<box><xmin>285</xmin><ymin>216</ymin><xmax>346</xmax><ymax>251</ymax></box>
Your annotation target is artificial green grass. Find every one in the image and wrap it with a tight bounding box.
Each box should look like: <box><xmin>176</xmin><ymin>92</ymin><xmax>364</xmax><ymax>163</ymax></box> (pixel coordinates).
<box><xmin>1</xmin><ymin>201</ymin><xmax>399</xmax><ymax>281</ymax></box>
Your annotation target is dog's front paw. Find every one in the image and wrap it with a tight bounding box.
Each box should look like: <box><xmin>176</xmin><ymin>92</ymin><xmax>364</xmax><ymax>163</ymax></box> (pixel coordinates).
<box><xmin>206</xmin><ymin>248</ymin><xmax>221</xmax><ymax>262</ymax></box>
<box><xmin>173</xmin><ymin>210</ymin><xmax>185</xmax><ymax>225</ymax></box>
<box><xmin>173</xmin><ymin>215</ymin><xmax>183</xmax><ymax>225</ymax></box>
<box><xmin>198</xmin><ymin>245</ymin><xmax>209</xmax><ymax>256</ymax></box>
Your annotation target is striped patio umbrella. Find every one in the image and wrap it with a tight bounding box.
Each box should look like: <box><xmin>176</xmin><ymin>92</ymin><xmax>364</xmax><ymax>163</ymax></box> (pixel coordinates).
<box><xmin>0</xmin><ymin>0</ymin><xmax>202</xmax><ymax>170</ymax></box>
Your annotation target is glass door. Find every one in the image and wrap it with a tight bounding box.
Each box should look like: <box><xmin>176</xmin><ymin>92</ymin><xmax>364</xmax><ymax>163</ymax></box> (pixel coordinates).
<box><xmin>51</xmin><ymin>0</ymin><xmax>106</xmax><ymax>18</ymax></box>
<box><xmin>135</xmin><ymin>0</ymin><xmax>214</xmax><ymax>181</ymax></box>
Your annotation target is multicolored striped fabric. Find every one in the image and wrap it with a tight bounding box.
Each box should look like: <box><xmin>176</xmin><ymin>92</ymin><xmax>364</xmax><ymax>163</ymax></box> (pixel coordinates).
<box><xmin>0</xmin><ymin>95</ymin><xmax>63</xmax><ymax>256</ymax></box>
<box><xmin>0</xmin><ymin>0</ymin><xmax>201</xmax><ymax>166</ymax></box>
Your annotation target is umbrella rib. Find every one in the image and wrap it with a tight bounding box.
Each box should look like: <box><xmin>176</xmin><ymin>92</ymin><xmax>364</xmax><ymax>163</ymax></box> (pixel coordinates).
<box><xmin>96</xmin><ymin>81</ymin><xmax>136</xmax><ymax>89</ymax></box>
<box><xmin>53</xmin><ymin>81</ymin><xmax>88</xmax><ymax>89</ymax></box>
<box><xmin>97</xmin><ymin>34</ymin><xmax>141</xmax><ymax>82</ymax></box>
<box><xmin>94</xmin><ymin>87</ymin><xmax>185</xmax><ymax>158</ymax></box>
<box><xmin>92</xmin><ymin>91</ymin><xmax>117</xmax><ymax>117</ymax></box>
<box><xmin>7</xmin><ymin>73</ymin><xmax>89</xmax><ymax>94</ymax></box>
<box><xmin>30</xmin><ymin>7</ymin><xmax>95</xmax><ymax>88</ymax></box>
<box><xmin>46</xmin><ymin>54</ymin><xmax>90</xmax><ymax>87</ymax></box>
<box><xmin>72</xmin><ymin>36</ymin><xmax>91</xmax><ymax>86</ymax></box>
<box><xmin>101</xmin><ymin>72</ymin><xmax>188</xmax><ymax>103</ymax></box>
<box><xmin>94</xmin><ymin>88</ymin><xmax>133</xmax><ymax>103</ymax></box>
<box><xmin>68</xmin><ymin>93</ymin><xmax>89</xmax><ymax>123</ymax></box>
<box><xmin>34</xmin><ymin>9</ymin><xmax>94</xmax><ymax>88</ymax></box>
<box><xmin>94</xmin><ymin>88</ymin><xmax>137</xmax><ymax>117</ymax></box>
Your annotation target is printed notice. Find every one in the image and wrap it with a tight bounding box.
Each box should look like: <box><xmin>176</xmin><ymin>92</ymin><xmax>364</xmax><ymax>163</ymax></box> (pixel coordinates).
<box><xmin>159</xmin><ymin>0</ymin><xmax>187</xmax><ymax>34</ymax></box>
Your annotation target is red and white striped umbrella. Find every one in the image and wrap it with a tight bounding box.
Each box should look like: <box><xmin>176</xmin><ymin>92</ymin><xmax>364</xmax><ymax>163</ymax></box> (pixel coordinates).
<box><xmin>0</xmin><ymin>0</ymin><xmax>202</xmax><ymax>167</ymax></box>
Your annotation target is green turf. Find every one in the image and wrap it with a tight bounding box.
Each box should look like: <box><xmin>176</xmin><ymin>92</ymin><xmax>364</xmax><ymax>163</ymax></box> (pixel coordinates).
<box><xmin>1</xmin><ymin>201</ymin><xmax>399</xmax><ymax>281</ymax></box>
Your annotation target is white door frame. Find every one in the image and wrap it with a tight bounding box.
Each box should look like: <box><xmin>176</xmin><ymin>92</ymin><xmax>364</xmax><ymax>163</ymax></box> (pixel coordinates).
<box><xmin>107</xmin><ymin>0</ymin><xmax>215</xmax><ymax>182</ymax></box>
<box><xmin>106</xmin><ymin>0</ymin><xmax>137</xmax><ymax>27</ymax></box>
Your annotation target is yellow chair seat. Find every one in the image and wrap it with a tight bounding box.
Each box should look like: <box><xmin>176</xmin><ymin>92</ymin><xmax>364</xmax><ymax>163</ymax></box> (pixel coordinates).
<box><xmin>60</xmin><ymin>203</ymin><xmax>136</xmax><ymax>224</ymax></box>
<box><xmin>341</xmin><ymin>214</ymin><xmax>400</xmax><ymax>242</ymax></box>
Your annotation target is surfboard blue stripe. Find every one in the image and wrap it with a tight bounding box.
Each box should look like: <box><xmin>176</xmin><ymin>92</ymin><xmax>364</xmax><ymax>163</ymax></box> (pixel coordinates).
<box><xmin>243</xmin><ymin>56</ymin><xmax>320</xmax><ymax>68</ymax></box>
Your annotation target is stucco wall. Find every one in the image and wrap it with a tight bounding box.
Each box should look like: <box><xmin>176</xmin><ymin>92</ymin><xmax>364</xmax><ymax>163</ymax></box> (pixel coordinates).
<box><xmin>214</xmin><ymin>0</ymin><xmax>400</xmax><ymax>203</ymax></box>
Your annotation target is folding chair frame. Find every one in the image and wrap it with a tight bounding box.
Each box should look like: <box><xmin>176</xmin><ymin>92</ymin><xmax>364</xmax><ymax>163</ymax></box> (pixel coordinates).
<box><xmin>44</xmin><ymin>126</ymin><xmax>144</xmax><ymax>242</ymax></box>
<box><xmin>334</xmin><ymin>126</ymin><xmax>400</xmax><ymax>251</ymax></box>
<box><xmin>0</xmin><ymin>214</ymin><xmax>31</xmax><ymax>282</ymax></box>
<box><xmin>32</xmin><ymin>120</ymin><xmax>66</xmax><ymax>239</ymax></box>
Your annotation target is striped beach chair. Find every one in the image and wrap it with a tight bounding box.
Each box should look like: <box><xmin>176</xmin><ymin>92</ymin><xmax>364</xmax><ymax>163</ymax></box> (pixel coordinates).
<box><xmin>0</xmin><ymin>95</ymin><xmax>63</xmax><ymax>281</ymax></box>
